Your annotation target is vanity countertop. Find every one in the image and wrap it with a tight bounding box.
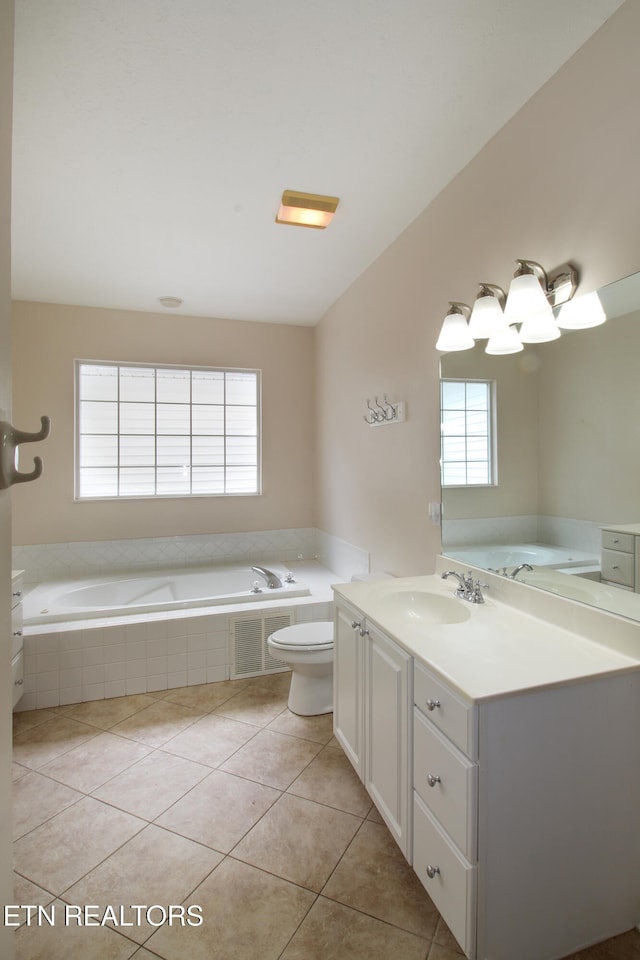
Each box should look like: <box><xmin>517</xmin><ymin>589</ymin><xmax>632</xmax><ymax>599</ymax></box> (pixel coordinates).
<box><xmin>333</xmin><ymin>573</ymin><xmax>640</xmax><ymax>704</ymax></box>
<box><xmin>601</xmin><ymin>522</ymin><xmax>640</xmax><ymax>535</ymax></box>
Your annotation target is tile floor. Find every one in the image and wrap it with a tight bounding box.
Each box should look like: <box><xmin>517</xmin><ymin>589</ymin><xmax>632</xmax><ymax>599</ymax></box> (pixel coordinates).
<box><xmin>11</xmin><ymin>674</ymin><xmax>640</xmax><ymax>960</ymax></box>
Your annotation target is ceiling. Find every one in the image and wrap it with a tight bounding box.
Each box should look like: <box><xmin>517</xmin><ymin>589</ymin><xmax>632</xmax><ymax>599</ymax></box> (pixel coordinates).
<box><xmin>11</xmin><ymin>0</ymin><xmax>625</xmax><ymax>325</ymax></box>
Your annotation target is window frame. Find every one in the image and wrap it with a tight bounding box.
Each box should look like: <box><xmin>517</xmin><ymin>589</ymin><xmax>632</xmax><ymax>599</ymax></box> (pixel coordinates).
<box><xmin>440</xmin><ymin>377</ymin><xmax>497</xmax><ymax>488</ymax></box>
<box><xmin>74</xmin><ymin>359</ymin><xmax>262</xmax><ymax>501</ymax></box>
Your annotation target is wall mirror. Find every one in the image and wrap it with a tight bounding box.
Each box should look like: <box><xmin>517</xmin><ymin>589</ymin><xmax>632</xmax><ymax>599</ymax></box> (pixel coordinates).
<box><xmin>440</xmin><ymin>268</ymin><xmax>640</xmax><ymax>622</ymax></box>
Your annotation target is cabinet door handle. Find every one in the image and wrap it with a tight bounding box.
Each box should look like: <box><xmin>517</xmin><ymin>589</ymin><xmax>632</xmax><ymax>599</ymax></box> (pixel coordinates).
<box><xmin>351</xmin><ymin>620</ymin><xmax>361</xmax><ymax>630</ymax></box>
<box><xmin>427</xmin><ymin>774</ymin><xmax>441</xmax><ymax>787</ymax></box>
<box><xmin>426</xmin><ymin>865</ymin><xmax>440</xmax><ymax>879</ymax></box>
<box><xmin>359</xmin><ymin>627</ymin><xmax>369</xmax><ymax>637</ymax></box>
<box><xmin>12</xmin><ymin>590</ymin><xmax>22</xmax><ymax>600</ymax></box>
<box><xmin>426</xmin><ymin>698</ymin><xmax>441</xmax><ymax>711</ymax></box>
<box><xmin>14</xmin><ymin>678</ymin><xmax>24</xmax><ymax>687</ymax></box>
<box><xmin>13</xmin><ymin>629</ymin><xmax>23</xmax><ymax>637</ymax></box>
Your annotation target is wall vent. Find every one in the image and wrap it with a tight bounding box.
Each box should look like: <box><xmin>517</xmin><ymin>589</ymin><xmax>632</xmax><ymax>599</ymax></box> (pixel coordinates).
<box><xmin>230</xmin><ymin>612</ymin><xmax>293</xmax><ymax>679</ymax></box>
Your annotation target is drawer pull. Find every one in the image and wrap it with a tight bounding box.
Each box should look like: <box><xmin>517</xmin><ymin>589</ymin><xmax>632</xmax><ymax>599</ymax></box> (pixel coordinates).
<box><xmin>14</xmin><ymin>678</ymin><xmax>23</xmax><ymax>686</ymax></box>
<box><xmin>13</xmin><ymin>629</ymin><xmax>23</xmax><ymax>637</ymax></box>
<box><xmin>427</xmin><ymin>773</ymin><xmax>442</xmax><ymax>787</ymax></box>
<box><xmin>613</xmin><ymin>538</ymin><xmax>619</xmax><ymax>543</ymax></box>
<box><xmin>12</xmin><ymin>590</ymin><xmax>22</xmax><ymax>599</ymax></box>
<box><xmin>426</xmin><ymin>698</ymin><xmax>441</xmax><ymax>711</ymax></box>
<box><xmin>426</xmin><ymin>864</ymin><xmax>440</xmax><ymax>879</ymax></box>
<box><xmin>612</xmin><ymin>565</ymin><xmax>619</xmax><ymax>570</ymax></box>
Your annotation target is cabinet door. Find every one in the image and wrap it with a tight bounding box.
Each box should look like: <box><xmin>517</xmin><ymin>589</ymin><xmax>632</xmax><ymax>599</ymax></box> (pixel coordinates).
<box><xmin>333</xmin><ymin>601</ymin><xmax>365</xmax><ymax>780</ymax></box>
<box><xmin>365</xmin><ymin>622</ymin><xmax>412</xmax><ymax>860</ymax></box>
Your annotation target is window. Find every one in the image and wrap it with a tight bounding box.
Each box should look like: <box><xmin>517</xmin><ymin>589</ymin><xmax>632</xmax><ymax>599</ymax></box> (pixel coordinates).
<box><xmin>76</xmin><ymin>361</ymin><xmax>260</xmax><ymax>499</ymax></box>
<box><xmin>440</xmin><ymin>379</ymin><xmax>495</xmax><ymax>486</ymax></box>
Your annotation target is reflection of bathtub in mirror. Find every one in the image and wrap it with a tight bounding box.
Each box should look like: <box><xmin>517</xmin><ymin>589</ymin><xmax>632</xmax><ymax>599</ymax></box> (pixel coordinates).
<box><xmin>444</xmin><ymin>541</ymin><xmax>597</xmax><ymax>572</ymax></box>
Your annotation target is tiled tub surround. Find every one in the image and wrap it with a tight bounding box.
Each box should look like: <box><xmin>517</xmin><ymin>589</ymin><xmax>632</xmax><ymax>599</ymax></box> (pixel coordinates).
<box><xmin>18</xmin><ymin>562</ymin><xmax>337</xmax><ymax>712</ymax></box>
<box><xmin>12</xmin><ymin>678</ymin><xmax>640</xmax><ymax>960</ymax></box>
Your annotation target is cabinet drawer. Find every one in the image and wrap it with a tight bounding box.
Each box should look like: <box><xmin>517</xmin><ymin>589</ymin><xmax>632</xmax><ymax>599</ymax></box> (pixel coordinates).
<box><xmin>601</xmin><ymin>530</ymin><xmax>634</xmax><ymax>553</ymax></box>
<box><xmin>413</xmin><ymin>791</ymin><xmax>476</xmax><ymax>958</ymax></box>
<box><xmin>414</xmin><ymin>708</ymin><xmax>477</xmax><ymax>860</ymax></box>
<box><xmin>414</xmin><ymin>661</ymin><xmax>476</xmax><ymax>760</ymax></box>
<box><xmin>12</xmin><ymin>651</ymin><xmax>24</xmax><ymax>708</ymax></box>
<box><xmin>12</xmin><ymin>604</ymin><xmax>24</xmax><ymax>659</ymax></box>
<box><xmin>601</xmin><ymin>548</ymin><xmax>634</xmax><ymax>587</ymax></box>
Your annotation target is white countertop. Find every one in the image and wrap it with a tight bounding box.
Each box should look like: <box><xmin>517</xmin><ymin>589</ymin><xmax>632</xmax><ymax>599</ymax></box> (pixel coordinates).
<box><xmin>333</xmin><ymin>574</ymin><xmax>640</xmax><ymax>703</ymax></box>
<box><xmin>602</xmin><ymin>522</ymin><xmax>640</xmax><ymax>535</ymax></box>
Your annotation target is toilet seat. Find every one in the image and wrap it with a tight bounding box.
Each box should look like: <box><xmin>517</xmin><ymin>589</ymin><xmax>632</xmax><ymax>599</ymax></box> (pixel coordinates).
<box><xmin>268</xmin><ymin>621</ymin><xmax>333</xmax><ymax>652</ymax></box>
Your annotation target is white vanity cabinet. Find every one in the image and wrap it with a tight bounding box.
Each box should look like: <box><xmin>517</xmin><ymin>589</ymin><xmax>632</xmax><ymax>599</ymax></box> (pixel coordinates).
<box><xmin>333</xmin><ymin>583</ymin><xmax>640</xmax><ymax>960</ymax></box>
<box><xmin>11</xmin><ymin>570</ymin><xmax>24</xmax><ymax>707</ymax></box>
<box><xmin>333</xmin><ymin>598</ymin><xmax>412</xmax><ymax>859</ymax></box>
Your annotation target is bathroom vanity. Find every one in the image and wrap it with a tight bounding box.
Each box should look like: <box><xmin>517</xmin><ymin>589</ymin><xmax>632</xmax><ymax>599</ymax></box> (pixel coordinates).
<box><xmin>333</xmin><ymin>567</ymin><xmax>640</xmax><ymax>960</ymax></box>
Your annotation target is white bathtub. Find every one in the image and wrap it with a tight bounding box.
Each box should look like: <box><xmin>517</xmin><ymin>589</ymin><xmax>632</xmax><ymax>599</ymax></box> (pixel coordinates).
<box><xmin>24</xmin><ymin>563</ymin><xmax>310</xmax><ymax>625</ymax></box>
<box><xmin>444</xmin><ymin>542</ymin><xmax>598</xmax><ymax>571</ymax></box>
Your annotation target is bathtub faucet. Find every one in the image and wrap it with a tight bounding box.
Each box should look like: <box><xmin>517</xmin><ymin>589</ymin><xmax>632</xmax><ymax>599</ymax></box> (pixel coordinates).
<box><xmin>251</xmin><ymin>565</ymin><xmax>283</xmax><ymax>589</ymax></box>
<box><xmin>509</xmin><ymin>563</ymin><xmax>533</xmax><ymax>579</ymax></box>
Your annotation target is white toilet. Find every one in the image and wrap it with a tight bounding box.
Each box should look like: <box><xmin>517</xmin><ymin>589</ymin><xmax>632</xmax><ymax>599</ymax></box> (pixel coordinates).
<box><xmin>267</xmin><ymin>621</ymin><xmax>334</xmax><ymax>716</ymax></box>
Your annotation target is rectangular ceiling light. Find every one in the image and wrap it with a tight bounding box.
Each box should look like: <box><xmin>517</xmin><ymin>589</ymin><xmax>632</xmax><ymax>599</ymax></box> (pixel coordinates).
<box><xmin>275</xmin><ymin>190</ymin><xmax>340</xmax><ymax>229</ymax></box>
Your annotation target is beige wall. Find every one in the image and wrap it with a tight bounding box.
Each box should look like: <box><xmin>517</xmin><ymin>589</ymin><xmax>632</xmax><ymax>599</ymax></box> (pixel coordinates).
<box><xmin>537</xmin><ymin>308</ymin><xmax>640</xmax><ymax>523</ymax></box>
<box><xmin>1</xmin><ymin>0</ymin><xmax>16</xmax><ymax>954</ymax></box>
<box><xmin>315</xmin><ymin>0</ymin><xmax>640</xmax><ymax>576</ymax></box>
<box><xmin>12</xmin><ymin>302</ymin><xmax>314</xmax><ymax>544</ymax></box>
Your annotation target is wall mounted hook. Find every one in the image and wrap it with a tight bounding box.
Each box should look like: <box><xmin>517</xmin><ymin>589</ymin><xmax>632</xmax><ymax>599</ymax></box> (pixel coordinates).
<box><xmin>0</xmin><ymin>415</ymin><xmax>51</xmax><ymax>489</ymax></box>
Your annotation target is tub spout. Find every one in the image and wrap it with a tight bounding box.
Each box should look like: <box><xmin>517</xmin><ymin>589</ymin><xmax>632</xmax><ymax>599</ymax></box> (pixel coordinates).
<box><xmin>251</xmin><ymin>565</ymin><xmax>283</xmax><ymax>589</ymax></box>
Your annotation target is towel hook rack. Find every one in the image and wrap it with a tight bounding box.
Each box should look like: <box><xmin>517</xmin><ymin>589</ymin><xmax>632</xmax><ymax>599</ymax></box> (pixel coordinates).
<box><xmin>0</xmin><ymin>416</ymin><xmax>51</xmax><ymax>489</ymax></box>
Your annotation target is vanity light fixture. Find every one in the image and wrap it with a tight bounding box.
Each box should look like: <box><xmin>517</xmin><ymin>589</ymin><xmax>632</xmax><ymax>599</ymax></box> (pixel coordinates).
<box><xmin>556</xmin><ymin>290</ymin><xmax>606</xmax><ymax>329</ymax></box>
<box><xmin>435</xmin><ymin>302</ymin><xmax>474</xmax><ymax>352</ymax></box>
<box><xmin>468</xmin><ymin>284</ymin><xmax>507</xmax><ymax>339</ymax></box>
<box><xmin>275</xmin><ymin>190</ymin><xmax>340</xmax><ymax>229</ymax></box>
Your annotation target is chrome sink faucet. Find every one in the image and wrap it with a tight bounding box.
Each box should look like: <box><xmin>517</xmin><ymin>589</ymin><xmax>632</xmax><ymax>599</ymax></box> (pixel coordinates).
<box><xmin>510</xmin><ymin>563</ymin><xmax>533</xmax><ymax>579</ymax></box>
<box><xmin>441</xmin><ymin>570</ymin><xmax>487</xmax><ymax>603</ymax></box>
<box><xmin>251</xmin><ymin>565</ymin><xmax>283</xmax><ymax>589</ymax></box>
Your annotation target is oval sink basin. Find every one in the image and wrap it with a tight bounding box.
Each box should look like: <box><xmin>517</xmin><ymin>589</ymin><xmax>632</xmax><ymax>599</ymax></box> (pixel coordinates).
<box><xmin>382</xmin><ymin>590</ymin><xmax>471</xmax><ymax>625</ymax></box>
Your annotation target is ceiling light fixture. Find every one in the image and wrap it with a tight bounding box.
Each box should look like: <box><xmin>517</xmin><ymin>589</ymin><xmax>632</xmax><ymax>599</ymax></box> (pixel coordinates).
<box><xmin>275</xmin><ymin>190</ymin><xmax>340</xmax><ymax>229</ymax></box>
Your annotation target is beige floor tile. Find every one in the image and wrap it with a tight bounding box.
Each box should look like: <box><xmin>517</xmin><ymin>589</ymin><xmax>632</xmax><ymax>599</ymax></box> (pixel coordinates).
<box><xmin>15</xmin><ymin>899</ymin><xmax>138</xmax><ymax>960</ymax></box>
<box><xmin>13</xmin><ymin>874</ymin><xmax>56</xmax><ymax>915</ymax></box>
<box><xmin>161</xmin><ymin>713</ymin><xmax>260</xmax><ymax>767</ymax></box>
<box><xmin>251</xmin><ymin>670</ymin><xmax>292</xmax><ymax>695</ymax></box>
<box><xmin>213</xmin><ymin>683</ymin><xmax>289</xmax><ymax>726</ymax></box>
<box><xmin>39</xmin><ymin>731</ymin><xmax>151</xmax><ymax>793</ymax></box>
<box><xmin>267</xmin><ymin>707</ymin><xmax>335</xmax><ymax>744</ymax></box>
<box><xmin>161</xmin><ymin>679</ymin><xmax>250</xmax><ymax>711</ymax></box>
<box><xmin>92</xmin><ymin>748</ymin><xmax>211</xmax><ymax>819</ymax></box>
<box><xmin>233</xmin><ymin>792</ymin><xmax>361</xmax><ymax>892</ymax></box>
<box><xmin>431</xmin><ymin>916</ymin><xmax>465</xmax><ymax>955</ymax></box>
<box><xmin>58</xmin><ymin>694</ymin><xmax>159</xmax><ymax>729</ymax></box>
<box><xmin>281</xmin><ymin>895</ymin><xmax>430</xmax><ymax>960</ymax></box>
<box><xmin>427</xmin><ymin>943</ymin><xmax>466</xmax><ymax>959</ymax></box>
<box><xmin>12</xmin><ymin>760</ymin><xmax>31</xmax><ymax>782</ymax></box>
<box><xmin>13</xmin><ymin>716</ymin><xmax>101</xmax><ymax>770</ymax></box>
<box><xmin>288</xmin><ymin>744</ymin><xmax>373</xmax><ymax>816</ymax></box>
<box><xmin>12</xmin><ymin>708</ymin><xmax>58</xmax><ymax>736</ymax></box>
<box><xmin>156</xmin><ymin>768</ymin><xmax>280</xmax><ymax>852</ymax></box>
<box><xmin>13</xmin><ymin>796</ymin><xmax>145</xmax><ymax>895</ymax></box>
<box><xmin>220</xmin><ymin>727</ymin><xmax>321</xmax><ymax>789</ymax></box>
<box><xmin>110</xmin><ymin>699</ymin><xmax>203</xmax><ymax>747</ymax></box>
<box><xmin>13</xmin><ymin>770</ymin><xmax>82</xmax><ymax>840</ymax></box>
<box><xmin>322</xmin><ymin>819</ymin><xmax>438</xmax><ymax>939</ymax></box>
<box><xmin>145</xmin><ymin>857</ymin><xmax>315</xmax><ymax>960</ymax></box>
<box><xmin>64</xmin><ymin>824</ymin><xmax>223</xmax><ymax>945</ymax></box>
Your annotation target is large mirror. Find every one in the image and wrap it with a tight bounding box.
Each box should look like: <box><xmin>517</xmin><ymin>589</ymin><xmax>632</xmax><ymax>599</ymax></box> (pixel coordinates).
<box><xmin>440</xmin><ymin>269</ymin><xmax>640</xmax><ymax>622</ymax></box>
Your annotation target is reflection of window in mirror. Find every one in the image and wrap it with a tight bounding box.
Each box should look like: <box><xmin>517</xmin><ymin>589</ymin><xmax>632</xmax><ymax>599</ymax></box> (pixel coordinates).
<box><xmin>440</xmin><ymin>379</ymin><xmax>496</xmax><ymax>487</ymax></box>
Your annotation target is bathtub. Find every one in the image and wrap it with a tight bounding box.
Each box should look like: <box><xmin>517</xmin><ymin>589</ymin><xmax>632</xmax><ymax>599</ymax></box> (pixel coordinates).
<box><xmin>24</xmin><ymin>563</ymin><xmax>310</xmax><ymax>626</ymax></box>
<box><xmin>444</xmin><ymin>542</ymin><xmax>598</xmax><ymax>571</ymax></box>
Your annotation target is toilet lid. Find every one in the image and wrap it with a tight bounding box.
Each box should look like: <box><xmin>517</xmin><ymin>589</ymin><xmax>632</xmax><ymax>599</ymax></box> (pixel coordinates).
<box><xmin>269</xmin><ymin>621</ymin><xmax>333</xmax><ymax>647</ymax></box>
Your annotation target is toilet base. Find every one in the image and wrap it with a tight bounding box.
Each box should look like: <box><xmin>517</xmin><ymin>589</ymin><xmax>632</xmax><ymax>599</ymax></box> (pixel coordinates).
<box><xmin>288</xmin><ymin>669</ymin><xmax>333</xmax><ymax>716</ymax></box>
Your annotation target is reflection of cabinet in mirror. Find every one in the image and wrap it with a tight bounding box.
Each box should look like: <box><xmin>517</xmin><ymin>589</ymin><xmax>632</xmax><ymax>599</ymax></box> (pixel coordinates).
<box><xmin>601</xmin><ymin>525</ymin><xmax>640</xmax><ymax>591</ymax></box>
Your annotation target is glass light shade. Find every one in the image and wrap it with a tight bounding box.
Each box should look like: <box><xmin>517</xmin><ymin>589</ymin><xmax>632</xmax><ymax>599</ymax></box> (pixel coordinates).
<box><xmin>518</xmin><ymin>313</ymin><xmax>561</xmax><ymax>343</ymax></box>
<box><xmin>485</xmin><ymin>323</ymin><xmax>523</xmax><ymax>355</ymax></box>
<box><xmin>504</xmin><ymin>272</ymin><xmax>555</xmax><ymax>325</ymax></box>
<box><xmin>468</xmin><ymin>295</ymin><xmax>505</xmax><ymax>339</ymax></box>
<box><xmin>435</xmin><ymin>313</ymin><xmax>474</xmax><ymax>352</ymax></box>
<box><xmin>556</xmin><ymin>291</ymin><xmax>606</xmax><ymax>329</ymax></box>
